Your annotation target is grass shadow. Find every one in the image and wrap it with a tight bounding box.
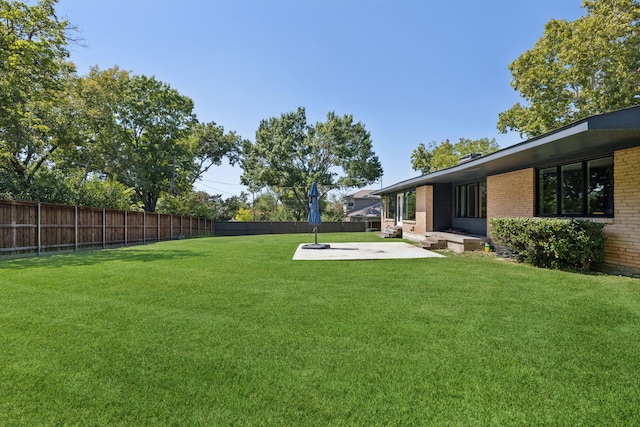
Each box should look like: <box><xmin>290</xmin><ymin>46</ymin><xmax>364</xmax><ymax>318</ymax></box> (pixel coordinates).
<box><xmin>0</xmin><ymin>244</ymin><xmax>207</xmax><ymax>270</ymax></box>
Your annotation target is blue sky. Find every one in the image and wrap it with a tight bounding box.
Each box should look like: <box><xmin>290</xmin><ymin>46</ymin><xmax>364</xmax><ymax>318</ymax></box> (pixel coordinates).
<box><xmin>55</xmin><ymin>0</ymin><xmax>584</xmax><ymax>198</ymax></box>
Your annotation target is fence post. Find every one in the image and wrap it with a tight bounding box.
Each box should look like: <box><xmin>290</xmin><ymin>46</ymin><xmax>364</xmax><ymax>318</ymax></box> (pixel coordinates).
<box><xmin>75</xmin><ymin>206</ymin><xmax>78</xmax><ymax>252</ymax></box>
<box><xmin>157</xmin><ymin>212</ymin><xmax>160</xmax><ymax>242</ymax></box>
<box><xmin>143</xmin><ymin>212</ymin><xmax>146</xmax><ymax>244</ymax></box>
<box><xmin>37</xmin><ymin>203</ymin><xmax>41</xmax><ymax>256</ymax></box>
<box><xmin>124</xmin><ymin>211</ymin><xmax>128</xmax><ymax>247</ymax></box>
<box><xmin>102</xmin><ymin>209</ymin><xmax>106</xmax><ymax>249</ymax></box>
<box><xmin>10</xmin><ymin>202</ymin><xmax>16</xmax><ymax>250</ymax></box>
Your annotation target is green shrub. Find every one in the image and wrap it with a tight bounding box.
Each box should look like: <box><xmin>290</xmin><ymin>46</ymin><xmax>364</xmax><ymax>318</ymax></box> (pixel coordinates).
<box><xmin>489</xmin><ymin>217</ymin><xmax>607</xmax><ymax>271</ymax></box>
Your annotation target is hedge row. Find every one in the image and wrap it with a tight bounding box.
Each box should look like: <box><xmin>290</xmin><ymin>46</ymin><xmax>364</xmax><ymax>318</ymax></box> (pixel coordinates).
<box><xmin>489</xmin><ymin>217</ymin><xmax>607</xmax><ymax>271</ymax></box>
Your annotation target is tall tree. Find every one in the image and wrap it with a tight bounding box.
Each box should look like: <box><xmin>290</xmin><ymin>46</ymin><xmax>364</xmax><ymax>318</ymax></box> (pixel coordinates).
<box><xmin>410</xmin><ymin>137</ymin><xmax>500</xmax><ymax>175</ymax></box>
<box><xmin>59</xmin><ymin>66</ymin><xmax>131</xmax><ymax>180</ymax></box>
<box><xmin>70</xmin><ymin>67</ymin><xmax>243</xmax><ymax>211</ymax></box>
<box><xmin>115</xmin><ymin>74</ymin><xmax>196</xmax><ymax>212</ymax></box>
<box><xmin>240</xmin><ymin>107</ymin><xmax>383</xmax><ymax>220</ymax></box>
<box><xmin>188</xmin><ymin>121</ymin><xmax>244</xmax><ymax>186</ymax></box>
<box><xmin>73</xmin><ymin>67</ymin><xmax>196</xmax><ymax>211</ymax></box>
<box><xmin>498</xmin><ymin>0</ymin><xmax>640</xmax><ymax>138</ymax></box>
<box><xmin>0</xmin><ymin>0</ymin><xmax>76</xmax><ymax>197</ymax></box>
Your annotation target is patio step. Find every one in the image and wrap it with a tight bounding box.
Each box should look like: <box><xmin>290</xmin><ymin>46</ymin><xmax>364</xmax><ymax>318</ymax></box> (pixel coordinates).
<box><xmin>422</xmin><ymin>231</ymin><xmax>490</xmax><ymax>253</ymax></box>
<box><xmin>418</xmin><ymin>236</ymin><xmax>447</xmax><ymax>250</ymax></box>
<box><xmin>380</xmin><ymin>225</ymin><xmax>402</xmax><ymax>238</ymax></box>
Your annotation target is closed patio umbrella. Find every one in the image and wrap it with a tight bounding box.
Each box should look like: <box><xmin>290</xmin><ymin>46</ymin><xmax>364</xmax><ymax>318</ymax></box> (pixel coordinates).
<box><xmin>303</xmin><ymin>182</ymin><xmax>330</xmax><ymax>249</ymax></box>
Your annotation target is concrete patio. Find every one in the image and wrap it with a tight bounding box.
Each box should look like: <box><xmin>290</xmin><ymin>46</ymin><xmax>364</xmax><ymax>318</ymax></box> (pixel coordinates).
<box><xmin>293</xmin><ymin>242</ymin><xmax>446</xmax><ymax>261</ymax></box>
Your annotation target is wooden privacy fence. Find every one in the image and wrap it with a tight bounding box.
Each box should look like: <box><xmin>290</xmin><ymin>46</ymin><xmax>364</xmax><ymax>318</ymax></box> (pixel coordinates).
<box><xmin>0</xmin><ymin>200</ymin><xmax>213</xmax><ymax>257</ymax></box>
<box><xmin>213</xmin><ymin>220</ymin><xmax>377</xmax><ymax>236</ymax></box>
<box><xmin>0</xmin><ymin>200</ymin><xmax>379</xmax><ymax>258</ymax></box>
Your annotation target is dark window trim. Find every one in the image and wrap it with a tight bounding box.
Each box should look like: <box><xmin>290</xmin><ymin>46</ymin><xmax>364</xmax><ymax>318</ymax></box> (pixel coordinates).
<box><xmin>385</xmin><ymin>195</ymin><xmax>395</xmax><ymax>219</ymax></box>
<box><xmin>455</xmin><ymin>181</ymin><xmax>486</xmax><ymax>219</ymax></box>
<box><xmin>535</xmin><ymin>156</ymin><xmax>614</xmax><ymax>218</ymax></box>
<box><xmin>404</xmin><ymin>189</ymin><xmax>416</xmax><ymax>221</ymax></box>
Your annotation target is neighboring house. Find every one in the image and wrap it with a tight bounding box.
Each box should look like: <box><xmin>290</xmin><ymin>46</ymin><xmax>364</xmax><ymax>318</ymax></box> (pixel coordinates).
<box><xmin>374</xmin><ymin>105</ymin><xmax>640</xmax><ymax>274</ymax></box>
<box><xmin>342</xmin><ymin>190</ymin><xmax>382</xmax><ymax>225</ymax></box>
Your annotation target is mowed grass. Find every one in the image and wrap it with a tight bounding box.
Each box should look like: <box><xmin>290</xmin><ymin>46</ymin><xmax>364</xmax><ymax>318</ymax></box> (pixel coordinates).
<box><xmin>1</xmin><ymin>233</ymin><xmax>639</xmax><ymax>426</ymax></box>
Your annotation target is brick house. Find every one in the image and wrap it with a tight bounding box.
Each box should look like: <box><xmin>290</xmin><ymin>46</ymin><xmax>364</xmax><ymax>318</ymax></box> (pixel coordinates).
<box><xmin>374</xmin><ymin>106</ymin><xmax>640</xmax><ymax>274</ymax></box>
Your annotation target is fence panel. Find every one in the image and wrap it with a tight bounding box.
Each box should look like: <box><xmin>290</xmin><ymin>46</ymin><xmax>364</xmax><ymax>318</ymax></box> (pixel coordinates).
<box><xmin>145</xmin><ymin>213</ymin><xmax>159</xmax><ymax>242</ymax></box>
<box><xmin>41</xmin><ymin>204</ymin><xmax>76</xmax><ymax>253</ymax></box>
<box><xmin>105</xmin><ymin>209</ymin><xmax>126</xmax><ymax>246</ymax></box>
<box><xmin>172</xmin><ymin>215</ymin><xmax>184</xmax><ymax>238</ymax></box>
<box><xmin>126</xmin><ymin>211</ymin><xmax>145</xmax><ymax>245</ymax></box>
<box><xmin>160</xmin><ymin>214</ymin><xmax>172</xmax><ymax>241</ymax></box>
<box><xmin>77</xmin><ymin>206</ymin><xmax>104</xmax><ymax>250</ymax></box>
<box><xmin>0</xmin><ymin>201</ymin><xmax>37</xmax><ymax>254</ymax></box>
<box><xmin>212</xmin><ymin>221</ymin><xmax>371</xmax><ymax>236</ymax></box>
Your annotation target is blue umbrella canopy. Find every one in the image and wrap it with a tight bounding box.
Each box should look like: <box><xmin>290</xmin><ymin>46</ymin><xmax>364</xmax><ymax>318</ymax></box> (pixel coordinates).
<box><xmin>302</xmin><ymin>182</ymin><xmax>329</xmax><ymax>249</ymax></box>
<box><xmin>308</xmin><ymin>182</ymin><xmax>322</xmax><ymax>226</ymax></box>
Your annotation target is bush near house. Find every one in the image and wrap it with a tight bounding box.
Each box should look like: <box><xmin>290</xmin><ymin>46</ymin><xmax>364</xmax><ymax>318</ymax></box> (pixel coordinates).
<box><xmin>490</xmin><ymin>217</ymin><xmax>607</xmax><ymax>271</ymax></box>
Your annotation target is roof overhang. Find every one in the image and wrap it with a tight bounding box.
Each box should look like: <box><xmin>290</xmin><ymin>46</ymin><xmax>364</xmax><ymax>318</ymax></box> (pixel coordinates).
<box><xmin>374</xmin><ymin>106</ymin><xmax>640</xmax><ymax>195</ymax></box>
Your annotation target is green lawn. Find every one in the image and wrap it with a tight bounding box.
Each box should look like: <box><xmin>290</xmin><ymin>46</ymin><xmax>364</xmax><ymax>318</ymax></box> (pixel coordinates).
<box><xmin>1</xmin><ymin>233</ymin><xmax>639</xmax><ymax>426</ymax></box>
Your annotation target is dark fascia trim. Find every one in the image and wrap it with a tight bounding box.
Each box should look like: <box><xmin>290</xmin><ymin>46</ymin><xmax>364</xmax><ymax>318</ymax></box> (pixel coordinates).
<box><xmin>373</xmin><ymin>105</ymin><xmax>640</xmax><ymax>196</ymax></box>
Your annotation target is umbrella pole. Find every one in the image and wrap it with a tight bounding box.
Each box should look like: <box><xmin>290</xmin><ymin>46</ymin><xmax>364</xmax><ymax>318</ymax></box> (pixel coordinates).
<box><xmin>314</xmin><ymin>226</ymin><xmax>318</xmax><ymax>245</ymax></box>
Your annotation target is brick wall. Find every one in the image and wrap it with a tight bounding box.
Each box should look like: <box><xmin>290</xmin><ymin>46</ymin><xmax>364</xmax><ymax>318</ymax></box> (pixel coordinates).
<box><xmin>603</xmin><ymin>146</ymin><xmax>640</xmax><ymax>271</ymax></box>
<box><xmin>487</xmin><ymin>168</ymin><xmax>536</xmax><ymax>220</ymax></box>
<box><xmin>414</xmin><ymin>185</ymin><xmax>433</xmax><ymax>234</ymax></box>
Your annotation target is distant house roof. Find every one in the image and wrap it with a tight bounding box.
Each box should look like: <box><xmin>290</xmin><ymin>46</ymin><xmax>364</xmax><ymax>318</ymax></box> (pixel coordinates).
<box><xmin>374</xmin><ymin>105</ymin><xmax>640</xmax><ymax>195</ymax></box>
<box><xmin>345</xmin><ymin>201</ymin><xmax>382</xmax><ymax>219</ymax></box>
<box><xmin>343</xmin><ymin>189</ymin><xmax>381</xmax><ymax>200</ymax></box>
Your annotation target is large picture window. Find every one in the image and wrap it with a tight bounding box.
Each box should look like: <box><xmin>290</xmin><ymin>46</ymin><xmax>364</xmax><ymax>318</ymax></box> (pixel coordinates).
<box><xmin>385</xmin><ymin>196</ymin><xmax>395</xmax><ymax>219</ymax></box>
<box><xmin>455</xmin><ymin>182</ymin><xmax>486</xmax><ymax>218</ymax></box>
<box><xmin>404</xmin><ymin>190</ymin><xmax>416</xmax><ymax>221</ymax></box>
<box><xmin>537</xmin><ymin>156</ymin><xmax>613</xmax><ymax>217</ymax></box>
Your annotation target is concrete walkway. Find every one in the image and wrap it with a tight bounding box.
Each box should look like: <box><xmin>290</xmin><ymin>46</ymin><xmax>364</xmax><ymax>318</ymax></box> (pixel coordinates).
<box><xmin>293</xmin><ymin>242</ymin><xmax>446</xmax><ymax>261</ymax></box>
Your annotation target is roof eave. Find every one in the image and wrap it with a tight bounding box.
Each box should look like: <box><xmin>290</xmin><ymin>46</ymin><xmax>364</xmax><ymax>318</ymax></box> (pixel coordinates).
<box><xmin>373</xmin><ymin>105</ymin><xmax>640</xmax><ymax>195</ymax></box>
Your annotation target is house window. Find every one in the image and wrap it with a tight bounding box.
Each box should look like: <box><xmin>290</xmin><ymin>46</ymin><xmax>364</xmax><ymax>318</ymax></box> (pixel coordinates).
<box><xmin>536</xmin><ymin>156</ymin><xmax>613</xmax><ymax>217</ymax></box>
<box><xmin>404</xmin><ymin>190</ymin><xmax>416</xmax><ymax>220</ymax></box>
<box><xmin>385</xmin><ymin>196</ymin><xmax>395</xmax><ymax>219</ymax></box>
<box><xmin>455</xmin><ymin>182</ymin><xmax>486</xmax><ymax>218</ymax></box>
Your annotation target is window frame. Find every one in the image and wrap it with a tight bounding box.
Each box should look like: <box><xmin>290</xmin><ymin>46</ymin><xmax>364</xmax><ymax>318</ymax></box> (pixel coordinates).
<box><xmin>385</xmin><ymin>195</ymin><xmax>395</xmax><ymax>219</ymax></box>
<box><xmin>536</xmin><ymin>156</ymin><xmax>614</xmax><ymax>218</ymax></box>
<box><xmin>404</xmin><ymin>189</ymin><xmax>416</xmax><ymax>221</ymax></box>
<box><xmin>455</xmin><ymin>181</ymin><xmax>487</xmax><ymax>218</ymax></box>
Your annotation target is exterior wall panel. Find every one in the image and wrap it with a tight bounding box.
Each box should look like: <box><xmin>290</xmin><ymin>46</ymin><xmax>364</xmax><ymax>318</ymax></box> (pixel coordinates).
<box><xmin>415</xmin><ymin>185</ymin><xmax>433</xmax><ymax>235</ymax></box>
<box><xmin>604</xmin><ymin>146</ymin><xmax>640</xmax><ymax>270</ymax></box>
<box><xmin>487</xmin><ymin>168</ymin><xmax>536</xmax><ymax>221</ymax></box>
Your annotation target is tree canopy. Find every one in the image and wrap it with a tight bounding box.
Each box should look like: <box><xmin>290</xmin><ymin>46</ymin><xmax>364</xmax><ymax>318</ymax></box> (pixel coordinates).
<box><xmin>0</xmin><ymin>0</ymin><xmax>245</xmax><ymax>214</ymax></box>
<box><xmin>240</xmin><ymin>107</ymin><xmax>382</xmax><ymax>220</ymax></box>
<box><xmin>0</xmin><ymin>0</ymin><xmax>75</xmax><ymax>197</ymax></box>
<box><xmin>498</xmin><ymin>0</ymin><xmax>640</xmax><ymax>138</ymax></box>
<box><xmin>410</xmin><ymin>137</ymin><xmax>500</xmax><ymax>175</ymax></box>
<box><xmin>104</xmin><ymin>72</ymin><xmax>197</xmax><ymax>212</ymax></box>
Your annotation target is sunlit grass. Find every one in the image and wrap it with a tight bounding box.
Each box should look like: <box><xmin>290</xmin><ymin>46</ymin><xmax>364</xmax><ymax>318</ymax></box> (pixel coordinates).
<box><xmin>1</xmin><ymin>233</ymin><xmax>639</xmax><ymax>425</ymax></box>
